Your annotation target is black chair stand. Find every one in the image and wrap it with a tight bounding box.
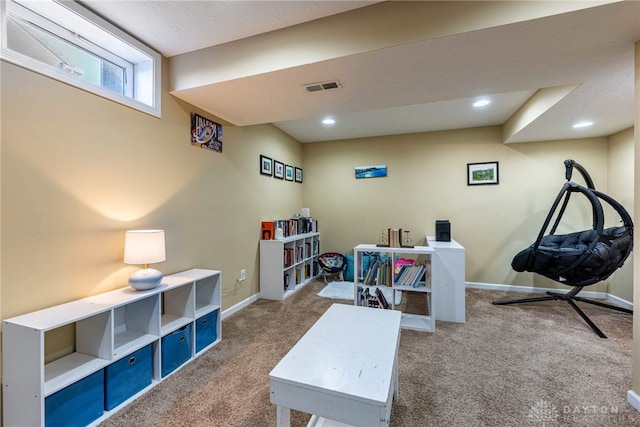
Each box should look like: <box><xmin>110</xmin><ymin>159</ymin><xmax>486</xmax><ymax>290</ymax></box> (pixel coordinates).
<box><xmin>492</xmin><ymin>286</ymin><xmax>632</xmax><ymax>338</ymax></box>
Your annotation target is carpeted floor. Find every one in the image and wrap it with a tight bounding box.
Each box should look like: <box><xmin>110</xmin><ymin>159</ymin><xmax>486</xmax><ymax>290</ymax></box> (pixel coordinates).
<box><xmin>99</xmin><ymin>280</ymin><xmax>639</xmax><ymax>426</ymax></box>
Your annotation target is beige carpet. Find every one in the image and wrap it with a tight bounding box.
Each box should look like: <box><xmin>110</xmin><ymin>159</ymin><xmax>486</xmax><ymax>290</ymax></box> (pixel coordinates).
<box><xmin>100</xmin><ymin>281</ymin><xmax>639</xmax><ymax>426</ymax></box>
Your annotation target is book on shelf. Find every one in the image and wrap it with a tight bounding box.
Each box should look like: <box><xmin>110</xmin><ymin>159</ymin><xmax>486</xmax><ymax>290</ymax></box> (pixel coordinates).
<box><xmin>376</xmin><ymin>228</ymin><xmax>414</xmax><ymax>248</ymax></box>
<box><xmin>260</xmin><ymin>217</ymin><xmax>319</xmax><ymax>239</ymax></box>
<box><xmin>261</xmin><ymin>221</ymin><xmax>275</xmax><ymax>240</ymax></box>
<box><xmin>363</xmin><ymin>256</ymin><xmax>379</xmax><ymax>286</ymax></box>
<box><xmin>365</xmin><ymin>287</ymin><xmax>380</xmax><ymax>308</ymax></box>
<box><xmin>356</xmin><ymin>285</ymin><xmax>390</xmax><ymax>309</ymax></box>
<box><xmin>362</xmin><ymin>257</ymin><xmax>394</xmax><ymax>287</ymax></box>
<box><xmin>389</xmin><ymin>228</ymin><xmax>401</xmax><ymax>248</ymax></box>
<box><xmin>375</xmin><ymin>287</ymin><xmax>390</xmax><ymax>309</ymax></box>
<box><xmin>394</xmin><ymin>263</ymin><xmax>411</xmax><ymax>286</ymax></box>
<box><xmin>394</xmin><ymin>261</ymin><xmax>431</xmax><ymax>287</ymax></box>
<box><xmin>284</xmin><ymin>248</ymin><xmax>294</xmax><ymax>267</ymax></box>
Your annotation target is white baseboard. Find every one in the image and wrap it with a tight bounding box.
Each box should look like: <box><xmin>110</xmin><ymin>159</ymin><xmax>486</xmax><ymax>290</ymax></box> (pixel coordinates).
<box><xmin>628</xmin><ymin>390</ymin><xmax>640</xmax><ymax>412</ymax></box>
<box><xmin>465</xmin><ymin>281</ymin><xmax>632</xmax><ymax>309</ymax></box>
<box><xmin>221</xmin><ymin>293</ymin><xmax>259</xmax><ymax>320</ymax></box>
<box><xmin>222</xmin><ymin>284</ymin><xmax>633</xmax><ymax>320</ymax></box>
<box><xmin>607</xmin><ymin>293</ymin><xmax>634</xmax><ymax>310</ymax></box>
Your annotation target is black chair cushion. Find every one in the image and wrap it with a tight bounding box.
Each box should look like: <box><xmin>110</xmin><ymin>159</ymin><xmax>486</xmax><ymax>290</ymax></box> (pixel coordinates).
<box><xmin>512</xmin><ymin>226</ymin><xmax>632</xmax><ymax>287</ymax></box>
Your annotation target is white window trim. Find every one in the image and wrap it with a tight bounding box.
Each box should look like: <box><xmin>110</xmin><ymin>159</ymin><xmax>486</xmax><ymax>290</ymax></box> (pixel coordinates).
<box><xmin>1</xmin><ymin>0</ymin><xmax>162</xmax><ymax>117</ymax></box>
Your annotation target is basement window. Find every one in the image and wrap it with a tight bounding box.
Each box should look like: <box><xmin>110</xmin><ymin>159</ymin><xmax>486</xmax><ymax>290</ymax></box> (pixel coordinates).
<box><xmin>1</xmin><ymin>0</ymin><xmax>161</xmax><ymax>117</ymax></box>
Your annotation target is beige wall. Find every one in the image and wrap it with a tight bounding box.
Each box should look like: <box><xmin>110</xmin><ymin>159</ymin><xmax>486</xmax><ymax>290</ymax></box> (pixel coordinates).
<box><xmin>0</xmin><ymin>45</ymin><xmax>637</xmax><ymax>419</ymax></box>
<box><xmin>1</xmin><ymin>58</ymin><xmax>302</xmax><ymax>322</ymax></box>
<box><xmin>607</xmin><ymin>128</ymin><xmax>634</xmax><ymax>302</ymax></box>
<box><xmin>303</xmin><ymin>126</ymin><xmax>633</xmax><ymax>295</ymax></box>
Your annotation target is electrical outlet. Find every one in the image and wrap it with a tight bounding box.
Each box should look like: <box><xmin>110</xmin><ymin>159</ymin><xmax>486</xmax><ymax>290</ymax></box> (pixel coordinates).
<box><xmin>240</xmin><ymin>269</ymin><xmax>246</xmax><ymax>281</ymax></box>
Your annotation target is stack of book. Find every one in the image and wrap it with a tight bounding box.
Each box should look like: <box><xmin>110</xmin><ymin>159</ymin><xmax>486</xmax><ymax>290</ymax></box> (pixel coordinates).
<box><xmin>362</xmin><ymin>257</ymin><xmax>392</xmax><ymax>286</ymax></box>
<box><xmin>394</xmin><ymin>261</ymin><xmax>431</xmax><ymax>287</ymax></box>
<box><xmin>356</xmin><ymin>286</ymin><xmax>391</xmax><ymax>309</ymax></box>
<box><xmin>261</xmin><ymin>217</ymin><xmax>318</xmax><ymax>239</ymax></box>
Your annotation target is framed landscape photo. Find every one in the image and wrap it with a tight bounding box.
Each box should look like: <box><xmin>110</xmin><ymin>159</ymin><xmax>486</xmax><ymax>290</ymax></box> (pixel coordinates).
<box><xmin>260</xmin><ymin>155</ymin><xmax>273</xmax><ymax>176</ymax></box>
<box><xmin>274</xmin><ymin>160</ymin><xmax>284</xmax><ymax>179</ymax></box>
<box><xmin>295</xmin><ymin>167</ymin><xmax>303</xmax><ymax>183</ymax></box>
<box><xmin>355</xmin><ymin>164</ymin><xmax>387</xmax><ymax>179</ymax></box>
<box><xmin>467</xmin><ymin>161</ymin><xmax>499</xmax><ymax>185</ymax></box>
<box><xmin>285</xmin><ymin>165</ymin><xmax>294</xmax><ymax>181</ymax></box>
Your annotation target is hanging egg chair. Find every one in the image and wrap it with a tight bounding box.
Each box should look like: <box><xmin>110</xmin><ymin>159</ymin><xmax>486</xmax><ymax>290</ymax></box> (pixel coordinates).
<box><xmin>493</xmin><ymin>160</ymin><xmax>633</xmax><ymax>338</ymax></box>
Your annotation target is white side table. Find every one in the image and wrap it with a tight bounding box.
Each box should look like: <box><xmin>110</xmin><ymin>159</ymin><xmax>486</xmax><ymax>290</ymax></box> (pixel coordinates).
<box><xmin>427</xmin><ymin>236</ymin><xmax>466</xmax><ymax>323</ymax></box>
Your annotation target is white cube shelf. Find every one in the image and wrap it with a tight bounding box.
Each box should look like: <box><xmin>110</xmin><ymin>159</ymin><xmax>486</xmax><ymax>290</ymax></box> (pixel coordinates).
<box><xmin>3</xmin><ymin>268</ymin><xmax>222</xmax><ymax>427</ymax></box>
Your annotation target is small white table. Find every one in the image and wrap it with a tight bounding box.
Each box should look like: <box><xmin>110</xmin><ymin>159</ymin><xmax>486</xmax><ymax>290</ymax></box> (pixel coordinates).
<box><xmin>269</xmin><ymin>303</ymin><xmax>402</xmax><ymax>427</ymax></box>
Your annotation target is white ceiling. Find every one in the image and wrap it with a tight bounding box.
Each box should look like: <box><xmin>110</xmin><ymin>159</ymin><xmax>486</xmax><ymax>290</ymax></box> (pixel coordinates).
<box><xmin>81</xmin><ymin>0</ymin><xmax>640</xmax><ymax>143</ymax></box>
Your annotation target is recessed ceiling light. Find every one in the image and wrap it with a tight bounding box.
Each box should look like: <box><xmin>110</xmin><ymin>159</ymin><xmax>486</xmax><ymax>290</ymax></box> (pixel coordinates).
<box><xmin>473</xmin><ymin>99</ymin><xmax>491</xmax><ymax>108</ymax></box>
<box><xmin>572</xmin><ymin>121</ymin><xmax>594</xmax><ymax>129</ymax></box>
<box><xmin>322</xmin><ymin>118</ymin><xmax>335</xmax><ymax>125</ymax></box>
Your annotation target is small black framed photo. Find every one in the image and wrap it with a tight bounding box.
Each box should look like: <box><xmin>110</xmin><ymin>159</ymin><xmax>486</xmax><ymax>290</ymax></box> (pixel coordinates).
<box><xmin>467</xmin><ymin>161</ymin><xmax>499</xmax><ymax>185</ymax></box>
<box><xmin>260</xmin><ymin>155</ymin><xmax>273</xmax><ymax>176</ymax></box>
<box><xmin>295</xmin><ymin>167</ymin><xmax>303</xmax><ymax>183</ymax></box>
<box><xmin>274</xmin><ymin>160</ymin><xmax>284</xmax><ymax>179</ymax></box>
<box><xmin>285</xmin><ymin>165</ymin><xmax>294</xmax><ymax>181</ymax></box>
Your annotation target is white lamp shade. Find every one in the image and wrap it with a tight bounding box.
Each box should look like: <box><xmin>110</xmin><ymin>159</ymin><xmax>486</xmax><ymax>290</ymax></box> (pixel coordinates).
<box><xmin>124</xmin><ymin>230</ymin><xmax>166</xmax><ymax>265</ymax></box>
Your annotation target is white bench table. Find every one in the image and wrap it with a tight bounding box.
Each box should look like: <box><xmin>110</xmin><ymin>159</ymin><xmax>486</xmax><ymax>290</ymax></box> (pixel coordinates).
<box><xmin>269</xmin><ymin>303</ymin><xmax>402</xmax><ymax>427</ymax></box>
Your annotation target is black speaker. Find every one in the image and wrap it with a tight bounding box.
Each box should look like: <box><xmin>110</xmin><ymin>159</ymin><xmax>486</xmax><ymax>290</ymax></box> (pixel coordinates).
<box><xmin>435</xmin><ymin>220</ymin><xmax>451</xmax><ymax>242</ymax></box>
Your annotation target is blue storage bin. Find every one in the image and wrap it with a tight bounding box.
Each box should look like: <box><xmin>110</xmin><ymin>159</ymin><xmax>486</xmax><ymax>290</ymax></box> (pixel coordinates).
<box><xmin>195</xmin><ymin>310</ymin><xmax>218</xmax><ymax>352</ymax></box>
<box><xmin>161</xmin><ymin>324</ymin><xmax>192</xmax><ymax>377</ymax></box>
<box><xmin>344</xmin><ymin>253</ymin><xmax>354</xmax><ymax>281</ymax></box>
<box><xmin>104</xmin><ymin>344</ymin><xmax>152</xmax><ymax>410</ymax></box>
<box><xmin>45</xmin><ymin>370</ymin><xmax>104</xmax><ymax>427</ymax></box>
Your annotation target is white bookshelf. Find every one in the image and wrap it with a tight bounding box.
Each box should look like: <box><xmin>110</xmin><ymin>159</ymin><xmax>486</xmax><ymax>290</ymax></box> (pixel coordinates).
<box><xmin>354</xmin><ymin>244</ymin><xmax>435</xmax><ymax>332</ymax></box>
<box><xmin>260</xmin><ymin>232</ymin><xmax>320</xmax><ymax>300</ymax></box>
<box><xmin>353</xmin><ymin>238</ymin><xmax>466</xmax><ymax>332</ymax></box>
<box><xmin>2</xmin><ymin>268</ymin><xmax>222</xmax><ymax>427</ymax></box>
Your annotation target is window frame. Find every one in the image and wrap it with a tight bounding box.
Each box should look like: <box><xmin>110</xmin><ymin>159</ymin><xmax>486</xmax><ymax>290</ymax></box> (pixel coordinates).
<box><xmin>1</xmin><ymin>0</ymin><xmax>162</xmax><ymax>117</ymax></box>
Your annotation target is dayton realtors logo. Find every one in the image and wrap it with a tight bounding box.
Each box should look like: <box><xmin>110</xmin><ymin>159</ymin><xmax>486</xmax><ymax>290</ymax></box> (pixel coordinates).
<box><xmin>528</xmin><ymin>400</ymin><xmax>625</xmax><ymax>425</ymax></box>
<box><xmin>528</xmin><ymin>400</ymin><xmax>559</xmax><ymax>426</ymax></box>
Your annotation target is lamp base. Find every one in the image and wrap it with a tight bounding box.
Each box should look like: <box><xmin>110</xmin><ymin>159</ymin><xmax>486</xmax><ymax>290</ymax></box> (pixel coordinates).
<box><xmin>129</xmin><ymin>268</ymin><xmax>163</xmax><ymax>291</ymax></box>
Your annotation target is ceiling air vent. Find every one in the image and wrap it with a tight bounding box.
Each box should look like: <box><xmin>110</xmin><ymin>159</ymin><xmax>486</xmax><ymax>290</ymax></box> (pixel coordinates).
<box><xmin>304</xmin><ymin>80</ymin><xmax>342</xmax><ymax>93</ymax></box>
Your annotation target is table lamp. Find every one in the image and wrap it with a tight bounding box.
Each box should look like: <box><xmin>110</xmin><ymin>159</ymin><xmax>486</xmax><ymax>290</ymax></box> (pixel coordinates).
<box><xmin>124</xmin><ymin>229</ymin><xmax>166</xmax><ymax>290</ymax></box>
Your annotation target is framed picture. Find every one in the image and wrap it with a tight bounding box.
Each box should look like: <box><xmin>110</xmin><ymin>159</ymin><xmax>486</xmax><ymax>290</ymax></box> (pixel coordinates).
<box><xmin>295</xmin><ymin>167</ymin><xmax>303</xmax><ymax>183</ymax></box>
<box><xmin>260</xmin><ymin>155</ymin><xmax>273</xmax><ymax>176</ymax></box>
<box><xmin>467</xmin><ymin>161</ymin><xmax>499</xmax><ymax>185</ymax></box>
<box><xmin>274</xmin><ymin>160</ymin><xmax>284</xmax><ymax>179</ymax></box>
<box><xmin>191</xmin><ymin>113</ymin><xmax>222</xmax><ymax>153</ymax></box>
<box><xmin>355</xmin><ymin>165</ymin><xmax>387</xmax><ymax>179</ymax></box>
<box><xmin>285</xmin><ymin>165</ymin><xmax>294</xmax><ymax>181</ymax></box>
